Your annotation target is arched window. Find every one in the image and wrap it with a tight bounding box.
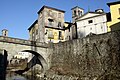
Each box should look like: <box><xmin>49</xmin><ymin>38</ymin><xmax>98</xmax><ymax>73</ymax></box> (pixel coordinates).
<box><xmin>74</xmin><ymin>10</ymin><xmax>76</xmax><ymax>16</ymax></box>
<box><xmin>78</xmin><ymin>10</ymin><xmax>82</xmax><ymax>16</ymax></box>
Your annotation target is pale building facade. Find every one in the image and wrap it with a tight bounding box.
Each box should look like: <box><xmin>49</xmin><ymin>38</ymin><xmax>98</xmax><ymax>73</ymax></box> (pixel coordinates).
<box><xmin>14</xmin><ymin>52</ymin><xmax>31</xmax><ymax>59</ymax></box>
<box><xmin>72</xmin><ymin>6</ymin><xmax>108</xmax><ymax>38</ymax></box>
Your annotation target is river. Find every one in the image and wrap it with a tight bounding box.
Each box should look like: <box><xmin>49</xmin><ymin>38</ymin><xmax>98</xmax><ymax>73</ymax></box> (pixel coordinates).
<box><xmin>6</xmin><ymin>72</ymin><xmax>29</xmax><ymax>80</ymax></box>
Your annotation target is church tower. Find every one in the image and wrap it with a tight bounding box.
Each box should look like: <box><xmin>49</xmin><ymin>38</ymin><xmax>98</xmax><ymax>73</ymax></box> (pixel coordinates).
<box><xmin>71</xmin><ymin>6</ymin><xmax>84</xmax><ymax>22</ymax></box>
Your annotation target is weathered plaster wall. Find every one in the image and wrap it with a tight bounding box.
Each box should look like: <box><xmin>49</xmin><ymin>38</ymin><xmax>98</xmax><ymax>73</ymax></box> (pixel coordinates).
<box><xmin>48</xmin><ymin>30</ymin><xmax>120</xmax><ymax>80</ymax></box>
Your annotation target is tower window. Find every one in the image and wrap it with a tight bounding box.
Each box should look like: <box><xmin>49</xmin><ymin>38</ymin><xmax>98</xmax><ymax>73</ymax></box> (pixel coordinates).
<box><xmin>78</xmin><ymin>10</ymin><xmax>82</xmax><ymax>16</ymax></box>
<box><xmin>74</xmin><ymin>10</ymin><xmax>76</xmax><ymax>16</ymax></box>
<box><xmin>88</xmin><ymin>20</ymin><xmax>93</xmax><ymax>24</ymax></box>
<box><xmin>4</xmin><ymin>31</ymin><xmax>7</xmax><ymax>36</ymax></box>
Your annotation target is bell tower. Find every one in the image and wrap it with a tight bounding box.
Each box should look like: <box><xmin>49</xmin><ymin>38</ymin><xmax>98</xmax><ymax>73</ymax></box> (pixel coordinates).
<box><xmin>2</xmin><ymin>29</ymin><xmax>8</xmax><ymax>37</ymax></box>
<box><xmin>71</xmin><ymin>6</ymin><xmax>84</xmax><ymax>22</ymax></box>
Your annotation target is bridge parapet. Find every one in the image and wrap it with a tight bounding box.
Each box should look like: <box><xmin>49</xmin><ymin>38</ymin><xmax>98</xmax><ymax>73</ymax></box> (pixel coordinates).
<box><xmin>0</xmin><ymin>36</ymin><xmax>48</xmax><ymax>48</ymax></box>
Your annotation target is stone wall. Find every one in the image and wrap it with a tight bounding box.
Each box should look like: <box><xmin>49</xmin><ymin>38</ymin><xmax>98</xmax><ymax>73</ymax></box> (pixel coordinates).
<box><xmin>0</xmin><ymin>36</ymin><xmax>52</xmax><ymax>68</ymax></box>
<box><xmin>48</xmin><ymin>31</ymin><xmax>120</xmax><ymax>80</ymax></box>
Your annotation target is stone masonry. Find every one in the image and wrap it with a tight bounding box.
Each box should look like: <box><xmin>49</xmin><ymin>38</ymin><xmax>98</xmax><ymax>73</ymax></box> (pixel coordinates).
<box><xmin>0</xmin><ymin>36</ymin><xmax>52</xmax><ymax>69</ymax></box>
<box><xmin>47</xmin><ymin>30</ymin><xmax>120</xmax><ymax>80</ymax></box>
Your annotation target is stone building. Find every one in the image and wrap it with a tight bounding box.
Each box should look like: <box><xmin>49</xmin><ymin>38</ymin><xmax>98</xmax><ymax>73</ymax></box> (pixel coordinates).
<box><xmin>64</xmin><ymin>22</ymin><xmax>74</xmax><ymax>40</ymax></box>
<box><xmin>107</xmin><ymin>1</ymin><xmax>120</xmax><ymax>31</ymax></box>
<box><xmin>2</xmin><ymin>29</ymin><xmax>8</xmax><ymax>37</ymax></box>
<box><xmin>28</xmin><ymin>6</ymin><xmax>66</xmax><ymax>43</ymax></box>
<box><xmin>64</xmin><ymin>22</ymin><xmax>78</xmax><ymax>40</ymax></box>
<box><xmin>71</xmin><ymin>6</ymin><xmax>84</xmax><ymax>23</ymax></box>
<box><xmin>72</xmin><ymin>6</ymin><xmax>108</xmax><ymax>38</ymax></box>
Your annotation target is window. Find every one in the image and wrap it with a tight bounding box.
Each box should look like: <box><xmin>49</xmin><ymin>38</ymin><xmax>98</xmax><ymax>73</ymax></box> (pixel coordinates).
<box><xmin>69</xmin><ymin>36</ymin><xmax>71</xmax><ymax>40</ymax></box>
<box><xmin>53</xmin><ymin>12</ymin><xmax>56</xmax><ymax>17</ymax></box>
<box><xmin>36</xmin><ymin>29</ymin><xmax>38</xmax><ymax>35</ymax></box>
<box><xmin>69</xmin><ymin>27</ymin><xmax>70</xmax><ymax>32</ymax></box>
<box><xmin>88</xmin><ymin>20</ymin><xmax>93</xmax><ymax>24</ymax></box>
<box><xmin>48</xmin><ymin>30</ymin><xmax>54</xmax><ymax>39</ymax></box>
<box><xmin>118</xmin><ymin>8</ymin><xmax>120</xmax><ymax>14</ymax></box>
<box><xmin>58</xmin><ymin>22</ymin><xmax>62</xmax><ymax>28</ymax></box>
<box><xmin>59</xmin><ymin>31</ymin><xmax>62</xmax><ymax>40</ymax></box>
<box><xmin>4</xmin><ymin>31</ymin><xmax>7</xmax><ymax>36</ymax></box>
<box><xmin>32</xmin><ymin>32</ymin><xmax>35</xmax><ymax>41</ymax></box>
<box><xmin>74</xmin><ymin>10</ymin><xmax>76</xmax><ymax>16</ymax></box>
<box><xmin>58</xmin><ymin>13</ymin><xmax>61</xmax><ymax>18</ymax></box>
<box><xmin>40</xmin><ymin>12</ymin><xmax>42</xmax><ymax>18</ymax></box>
<box><xmin>48</xmin><ymin>10</ymin><xmax>52</xmax><ymax>16</ymax></box>
<box><xmin>78</xmin><ymin>10</ymin><xmax>82</xmax><ymax>16</ymax></box>
<box><xmin>90</xmin><ymin>27</ymin><xmax>92</xmax><ymax>30</ymax></box>
<box><xmin>48</xmin><ymin>18</ymin><xmax>54</xmax><ymax>26</ymax></box>
<box><xmin>54</xmin><ymin>32</ymin><xmax>57</xmax><ymax>36</ymax></box>
<box><xmin>36</xmin><ymin>29</ymin><xmax>38</xmax><ymax>40</ymax></box>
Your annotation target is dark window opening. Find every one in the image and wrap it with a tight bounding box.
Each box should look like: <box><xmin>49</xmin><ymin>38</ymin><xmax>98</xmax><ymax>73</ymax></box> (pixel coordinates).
<box><xmin>36</xmin><ymin>29</ymin><xmax>38</xmax><ymax>35</ymax></box>
<box><xmin>69</xmin><ymin>28</ymin><xmax>70</xmax><ymax>32</ymax></box>
<box><xmin>74</xmin><ymin>10</ymin><xmax>76</xmax><ymax>16</ymax></box>
<box><xmin>78</xmin><ymin>10</ymin><xmax>82</xmax><ymax>16</ymax></box>
<box><xmin>119</xmin><ymin>8</ymin><xmax>120</xmax><ymax>15</ymax></box>
<box><xmin>69</xmin><ymin>36</ymin><xmax>71</xmax><ymax>40</ymax></box>
<box><xmin>88</xmin><ymin>20</ymin><xmax>93</xmax><ymax>24</ymax></box>
<box><xmin>48</xmin><ymin>19</ymin><xmax>54</xmax><ymax>26</ymax></box>
<box><xmin>32</xmin><ymin>32</ymin><xmax>35</xmax><ymax>41</ymax></box>
<box><xmin>4</xmin><ymin>31</ymin><xmax>6</xmax><ymax>36</ymax></box>
<box><xmin>58</xmin><ymin>22</ymin><xmax>62</xmax><ymax>28</ymax></box>
<box><xmin>48</xmin><ymin>18</ymin><xmax>54</xmax><ymax>22</ymax></box>
<box><xmin>59</xmin><ymin>31</ymin><xmax>62</xmax><ymax>40</ymax></box>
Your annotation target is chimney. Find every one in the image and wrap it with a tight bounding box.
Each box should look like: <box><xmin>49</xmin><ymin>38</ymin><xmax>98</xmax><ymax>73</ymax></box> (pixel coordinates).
<box><xmin>2</xmin><ymin>29</ymin><xmax>8</xmax><ymax>37</ymax></box>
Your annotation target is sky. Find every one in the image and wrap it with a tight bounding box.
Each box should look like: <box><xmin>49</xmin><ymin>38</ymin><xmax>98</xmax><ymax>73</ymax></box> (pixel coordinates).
<box><xmin>0</xmin><ymin>0</ymin><xmax>116</xmax><ymax>39</ymax></box>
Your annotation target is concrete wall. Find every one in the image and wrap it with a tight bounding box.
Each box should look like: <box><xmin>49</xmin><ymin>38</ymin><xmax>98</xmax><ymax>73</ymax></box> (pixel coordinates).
<box><xmin>49</xmin><ymin>30</ymin><xmax>120</xmax><ymax>79</ymax></box>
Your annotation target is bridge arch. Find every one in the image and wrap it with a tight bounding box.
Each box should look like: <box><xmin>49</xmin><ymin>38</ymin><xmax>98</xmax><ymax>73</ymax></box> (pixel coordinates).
<box><xmin>15</xmin><ymin>50</ymin><xmax>48</xmax><ymax>74</ymax></box>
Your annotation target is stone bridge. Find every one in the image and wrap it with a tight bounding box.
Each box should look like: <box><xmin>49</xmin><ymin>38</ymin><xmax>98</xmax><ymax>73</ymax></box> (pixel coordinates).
<box><xmin>0</xmin><ymin>36</ymin><xmax>52</xmax><ymax>69</ymax></box>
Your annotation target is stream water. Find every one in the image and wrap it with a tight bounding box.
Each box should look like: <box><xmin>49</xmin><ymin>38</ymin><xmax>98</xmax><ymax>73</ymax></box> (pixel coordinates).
<box><xmin>6</xmin><ymin>72</ymin><xmax>29</xmax><ymax>80</ymax></box>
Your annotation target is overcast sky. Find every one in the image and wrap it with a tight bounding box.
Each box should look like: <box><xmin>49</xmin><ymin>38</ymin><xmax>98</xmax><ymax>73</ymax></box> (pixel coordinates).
<box><xmin>0</xmin><ymin>0</ymin><xmax>116</xmax><ymax>39</ymax></box>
